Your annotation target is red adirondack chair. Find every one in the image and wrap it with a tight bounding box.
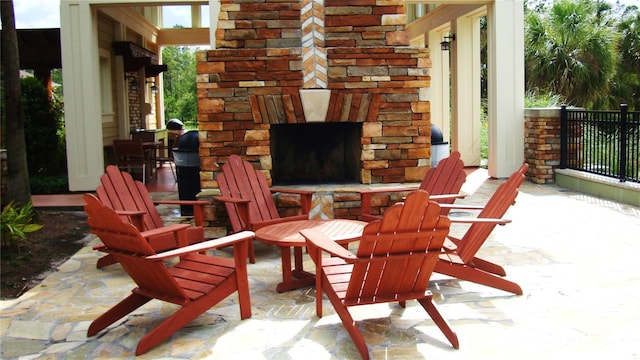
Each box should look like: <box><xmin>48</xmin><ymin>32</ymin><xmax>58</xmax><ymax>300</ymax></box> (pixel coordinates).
<box><xmin>359</xmin><ymin>150</ymin><xmax>467</xmax><ymax>221</ymax></box>
<box><xmin>94</xmin><ymin>165</ymin><xmax>209</xmax><ymax>268</ymax></box>
<box><xmin>83</xmin><ymin>193</ymin><xmax>253</xmax><ymax>355</ymax></box>
<box><xmin>436</xmin><ymin>163</ymin><xmax>529</xmax><ymax>295</ymax></box>
<box><xmin>214</xmin><ymin>154</ymin><xmax>314</xmax><ymax>263</ymax></box>
<box><xmin>301</xmin><ymin>190</ymin><xmax>459</xmax><ymax>359</ymax></box>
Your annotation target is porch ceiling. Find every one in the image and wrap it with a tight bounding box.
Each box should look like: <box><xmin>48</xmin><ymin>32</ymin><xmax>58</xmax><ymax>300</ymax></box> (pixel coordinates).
<box><xmin>4</xmin><ymin>28</ymin><xmax>62</xmax><ymax>70</ymax></box>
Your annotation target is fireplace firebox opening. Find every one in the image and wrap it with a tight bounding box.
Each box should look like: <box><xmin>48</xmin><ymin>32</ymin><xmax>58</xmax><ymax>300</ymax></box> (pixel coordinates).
<box><xmin>271</xmin><ymin>123</ymin><xmax>362</xmax><ymax>185</ymax></box>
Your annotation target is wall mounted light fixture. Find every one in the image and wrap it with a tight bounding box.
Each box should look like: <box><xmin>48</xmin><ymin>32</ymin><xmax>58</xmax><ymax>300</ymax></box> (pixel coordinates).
<box><xmin>126</xmin><ymin>75</ymin><xmax>139</xmax><ymax>91</ymax></box>
<box><xmin>146</xmin><ymin>80</ymin><xmax>158</xmax><ymax>94</ymax></box>
<box><xmin>440</xmin><ymin>34</ymin><xmax>456</xmax><ymax>51</ymax></box>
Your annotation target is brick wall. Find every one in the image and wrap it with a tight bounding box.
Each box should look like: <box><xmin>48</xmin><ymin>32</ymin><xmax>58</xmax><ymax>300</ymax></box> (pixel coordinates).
<box><xmin>127</xmin><ymin>72</ymin><xmax>143</xmax><ymax>129</ymax></box>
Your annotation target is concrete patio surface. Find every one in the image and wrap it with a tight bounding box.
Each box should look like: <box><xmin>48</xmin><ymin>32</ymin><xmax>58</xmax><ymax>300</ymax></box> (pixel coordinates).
<box><xmin>2</xmin><ymin>169</ymin><xmax>640</xmax><ymax>359</ymax></box>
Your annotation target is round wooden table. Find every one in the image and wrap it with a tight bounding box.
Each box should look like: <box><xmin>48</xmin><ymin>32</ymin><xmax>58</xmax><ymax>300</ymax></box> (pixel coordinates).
<box><xmin>255</xmin><ymin>219</ymin><xmax>366</xmax><ymax>292</ymax></box>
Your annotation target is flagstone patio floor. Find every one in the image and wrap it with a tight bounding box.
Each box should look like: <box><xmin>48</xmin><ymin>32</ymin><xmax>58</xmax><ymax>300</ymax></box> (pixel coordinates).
<box><xmin>2</xmin><ymin>169</ymin><xmax>640</xmax><ymax>359</ymax></box>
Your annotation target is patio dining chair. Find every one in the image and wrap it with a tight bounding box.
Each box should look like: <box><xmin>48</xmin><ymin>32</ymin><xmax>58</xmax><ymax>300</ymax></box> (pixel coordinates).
<box><xmin>153</xmin><ymin>143</ymin><xmax>176</xmax><ymax>181</ymax></box>
<box><xmin>113</xmin><ymin>139</ymin><xmax>148</xmax><ymax>184</ymax></box>
<box><xmin>83</xmin><ymin>193</ymin><xmax>254</xmax><ymax>355</ymax></box>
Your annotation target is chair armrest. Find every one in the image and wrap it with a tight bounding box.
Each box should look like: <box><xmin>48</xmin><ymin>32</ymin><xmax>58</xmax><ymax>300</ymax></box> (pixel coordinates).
<box><xmin>300</xmin><ymin>228</ymin><xmax>357</xmax><ymax>261</ymax></box>
<box><xmin>270</xmin><ymin>188</ymin><xmax>315</xmax><ymax>196</ymax></box>
<box><xmin>114</xmin><ymin>210</ymin><xmax>146</xmax><ymax>230</ymax></box>
<box><xmin>94</xmin><ymin>225</ymin><xmax>191</xmax><ymax>253</ymax></box>
<box><xmin>134</xmin><ymin>223</ymin><xmax>191</xmax><ymax>249</ymax></box>
<box><xmin>213</xmin><ymin>196</ymin><xmax>250</xmax><ymax>205</ymax></box>
<box><xmin>448</xmin><ymin>217</ymin><xmax>512</xmax><ymax>225</ymax></box>
<box><xmin>140</xmin><ymin>223</ymin><xmax>191</xmax><ymax>238</ymax></box>
<box><xmin>440</xmin><ymin>203</ymin><xmax>485</xmax><ymax>211</ymax></box>
<box><xmin>154</xmin><ymin>200</ymin><xmax>208</xmax><ymax>206</ymax></box>
<box><xmin>429</xmin><ymin>193</ymin><xmax>467</xmax><ymax>200</ymax></box>
<box><xmin>213</xmin><ymin>196</ymin><xmax>251</xmax><ymax>229</ymax></box>
<box><xmin>147</xmin><ymin>231</ymin><xmax>255</xmax><ymax>260</ymax></box>
<box><xmin>357</xmin><ymin>185</ymin><xmax>420</xmax><ymax>196</ymax></box>
<box><xmin>115</xmin><ymin>209</ymin><xmax>146</xmax><ymax>216</ymax></box>
<box><xmin>154</xmin><ymin>199</ymin><xmax>209</xmax><ymax>225</ymax></box>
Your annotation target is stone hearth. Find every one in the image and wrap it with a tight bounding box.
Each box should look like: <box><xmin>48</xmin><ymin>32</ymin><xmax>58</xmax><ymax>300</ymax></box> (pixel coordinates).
<box><xmin>197</xmin><ymin>0</ymin><xmax>433</xmax><ymax>188</ymax></box>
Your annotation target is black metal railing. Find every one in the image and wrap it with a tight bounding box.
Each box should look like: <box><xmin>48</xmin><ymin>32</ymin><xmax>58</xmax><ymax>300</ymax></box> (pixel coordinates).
<box><xmin>560</xmin><ymin>104</ymin><xmax>640</xmax><ymax>183</ymax></box>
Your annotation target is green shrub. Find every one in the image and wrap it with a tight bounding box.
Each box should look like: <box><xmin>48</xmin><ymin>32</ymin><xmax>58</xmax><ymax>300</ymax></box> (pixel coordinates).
<box><xmin>0</xmin><ymin>201</ymin><xmax>43</xmax><ymax>249</ymax></box>
<box><xmin>21</xmin><ymin>77</ymin><xmax>66</xmax><ymax>177</ymax></box>
<box><xmin>525</xmin><ymin>89</ymin><xmax>565</xmax><ymax>108</ymax></box>
<box><xmin>29</xmin><ymin>175</ymin><xmax>69</xmax><ymax>195</ymax></box>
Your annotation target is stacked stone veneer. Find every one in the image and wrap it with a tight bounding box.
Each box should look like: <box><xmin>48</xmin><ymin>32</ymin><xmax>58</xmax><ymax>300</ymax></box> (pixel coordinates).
<box><xmin>524</xmin><ymin>108</ymin><xmax>562</xmax><ymax>184</ymax></box>
<box><xmin>301</xmin><ymin>0</ymin><xmax>327</xmax><ymax>88</ymax></box>
<box><xmin>197</xmin><ymin>0</ymin><xmax>433</xmax><ymax>191</ymax></box>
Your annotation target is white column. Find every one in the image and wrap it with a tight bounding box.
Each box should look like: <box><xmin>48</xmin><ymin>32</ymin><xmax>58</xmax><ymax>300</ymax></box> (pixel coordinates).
<box><xmin>428</xmin><ymin>29</ymin><xmax>451</xmax><ymax>145</ymax></box>
<box><xmin>452</xmin><ymin>15</ymin><xmax>482</xmax><ymax>166</ymax></box>
<box><xmin>487</xmin><ymin>0</ymin><xmax>525</xmax><ymax>178</ymax></box>
<box><xmin>60</xmin><ymin>1</ymin><xmax>104</xmax><ymax>191</ymax></box>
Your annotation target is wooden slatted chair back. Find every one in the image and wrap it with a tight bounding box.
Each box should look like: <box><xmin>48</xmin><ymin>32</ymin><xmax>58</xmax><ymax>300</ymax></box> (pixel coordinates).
<box><xmin>421</xmin><ymin>150</ymin><xmax>466</xmax><ymax>193</ymax></box>
<box><xmin>420</xmin><ymin>150</ymin><xmax>466</xmax><ymax>210</ymax></box>
<box><xmin>359</xmin><ymin>151</ymin><xmax>467</xmax><ymax>221</ymax></box>
<box><xmin>455</xmin><ymin>163</ymin><xmax>529</xmax><ymax>262</ymax></box>
<box><xmin>217</xmin><ymin>154</ymin><xmax>281</xmax><ymax>231</ymax></box>
<box><xmin>96</xmin><ymin>165</ymin><xmax>164</xmax><ymax>231</ymax></box>
<box><xmin>84</xmin><ymin>194</ymin><xmax>187</xmax><ymax>300</ymax></box>
<box><xmin>349</xmin><ymin>190</ymin><xmax>451</xmax><ymax>303</ymax></box>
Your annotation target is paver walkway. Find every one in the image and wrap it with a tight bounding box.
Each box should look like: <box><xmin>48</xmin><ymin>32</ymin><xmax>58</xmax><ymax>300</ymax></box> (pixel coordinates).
<box><xmin>2</xmin><ymin>169</ymin><xmax>640</xmax><ymax>359</ymax></box>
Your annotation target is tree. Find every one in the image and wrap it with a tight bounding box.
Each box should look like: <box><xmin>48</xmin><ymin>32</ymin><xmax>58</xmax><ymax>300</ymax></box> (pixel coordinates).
<box><xmin>1</xmin><ymin>0</ymin><xmax>31</xmax><ymax>207</ymax></box>
<box><xmin>525</xmin><ymin>0</ymin><xmax>617</xmax><ymax>108</ymax></box>
<box><xmin>605</xmin><ymin>4</ymin><xmax>640</xmax><ymax>110</ymax></box>
<box><xmin>162</xmin><ymin>45</ymin><xmax>197</xmax><ymax>128</ymax></box>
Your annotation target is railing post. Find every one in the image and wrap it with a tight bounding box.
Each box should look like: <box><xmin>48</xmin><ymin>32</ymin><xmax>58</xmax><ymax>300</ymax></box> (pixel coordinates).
<box><xmin>560</xmin><ymin>105</ymin><xmax>567</xmax><ymax>169</ymax></box>
<box><xmin>619</xmin><ymin>104</ymin><xmax>628</xmax><ymax>182</ymax></box>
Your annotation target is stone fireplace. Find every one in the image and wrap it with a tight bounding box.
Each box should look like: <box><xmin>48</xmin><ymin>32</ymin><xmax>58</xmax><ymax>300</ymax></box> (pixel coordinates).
<box><xmin>197</xmin><ymin>0</ymin><xmax>433</xmax><ymax>189</ymax></box>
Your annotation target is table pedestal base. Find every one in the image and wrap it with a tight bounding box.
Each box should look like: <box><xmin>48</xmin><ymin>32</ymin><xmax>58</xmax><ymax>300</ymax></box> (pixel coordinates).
<box><xmin>276</xmin><ymin>246</ymin><xmax>315</xmax><ymax>293</ymax></box>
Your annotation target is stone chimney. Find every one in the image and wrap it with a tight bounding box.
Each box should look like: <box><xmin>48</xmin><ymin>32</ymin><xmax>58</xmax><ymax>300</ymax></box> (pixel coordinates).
<box><xmin>197</xmin><ymin>0</ymin><xmax>432</xmax><ymax>187</ymax></box>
